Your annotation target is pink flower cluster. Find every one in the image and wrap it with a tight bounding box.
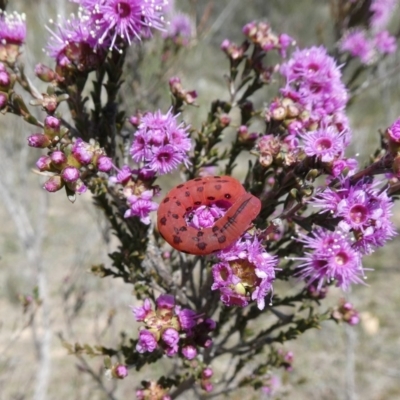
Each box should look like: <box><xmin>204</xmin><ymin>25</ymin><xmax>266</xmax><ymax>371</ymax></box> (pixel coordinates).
<box><xmin>46</xmin><ymin>0</ymin><xmax>168</xmax><ymax>67</ymax></box>
<box><xmin>31</xmin><ymin>117</ymin><xmax>112</xmax><ymax>194</ymax></box>
<box><xmin>132</xmin><ymin>294</ymin><xmax>216</xmax><ymax>358</ymax></box>
<box><xmin>294</xmin><ymin>228</ymin><xmax>365</xmax><ymax>290</ymax></box>
<box><xmin>130</xmin><ymin>108</ymin><xmax>192</xmax><ymax>176</ymax></box>
<box><xmin>312</xmin><ymin>179</ymin><xmax>396</xmax><ymax>254</ymax></box>
<box><xmin>339</xmin><ymin>0</ymin><xmax>397</xmax><ymax>64</ymax></box>
<box><xmin>212</xmin><ymin>234</ymin><xmax>277</xmax><ymax>310</ymax></box>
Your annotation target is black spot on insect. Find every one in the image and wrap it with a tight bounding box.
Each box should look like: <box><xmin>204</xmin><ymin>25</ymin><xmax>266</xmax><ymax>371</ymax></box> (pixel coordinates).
<box><xmin>174</xmin><ymin>227</ymin><xmax>179</xmax><ymax>234</ymax></box>
<box><xmin>185</xmin><ymin>191</ymin><xmax>190</xmax><ymax>197</ymax></box>
<box><xmin>160</xmin><ymin>217</ymin><xmax>167</xmax><ymax>226</ymax></box>
<box><xmin>207</xmin><ymin>196</ymin><xmax>215</xmax><ymax>201</ymax></box>
<box><xmin>194</xmin><ymin>178</ymin><xmax>202</xmax><ymax>182</ymax></box>
<box><xmin>224</xmin><ymin>193</ymin><xmax>232</xmax><ymax>199</ymax></box>
<box><xmin>197</xmin><ymin>242</ymin><xmax>207</xmax><ymax>250</ymax></box>
<box><xmin>180</xmin><ymin>226</ymin><xmax>187</xmax><ymax>232</ymax></box>
<box><xmin>163</xmin><ymin>197</ymin><xmax>170</xmax><ymax>203</ymax></box>
<box><xmin>214</xmin><ymin>184</ymin><xmax>222</xmax><ymax>190</ymax></box>
<box><xmin>176</xmin><ymin>200</ymin><xmax>181</xmax><ymax>206</ymax></box>
<box><xmin>186</xmin><ymin>206</ymin><xmax>193</xmax><ymax>212</ymax></box>
<box><xmin>194</xmin><ymin>201</ymin><xmax>202</xmax><ymax>206</ymax></box>
<box><xmin>218</xmin><ymin>235</ymin><xmax>227</xmax><ymax>244</ymax></box>
<box><xmin>212</xmin><ymin>226</ymin><xmax>219</xmax><ymax>232</ymax></box>
<box><xmin>173</xmin><ymin>235</ymin><xmax>182</xmax><ymax>244</ymax></box>
<box><xmin>197</xmin><ymin>231</ymin><xmax>204</xmax><ymax>237</ymax></box>
<box><xmin>172</xmin><ymin>213</ymin><xmax>179</xmax><ymax>219</ymax></box>
<box><xmin>177</xmin><ymin>184</ymin><xmax>184</xmax><ymax>188</ymax></box>
<box><xmin>213</xmin><ymin>176</ymin><xmax>221</xmax><ymax>179</ymax></box>
<box><xmin>197</xmin><ymin>186</ymin><xmax>204</xmax><ymax>192</ymax></box>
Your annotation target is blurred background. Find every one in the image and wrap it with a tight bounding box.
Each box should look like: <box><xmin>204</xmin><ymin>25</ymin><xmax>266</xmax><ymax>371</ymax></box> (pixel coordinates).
<box><xmin>1</xmin><ymin>1</ymin><xmax>400</xmax><ymax>399</ymax></box>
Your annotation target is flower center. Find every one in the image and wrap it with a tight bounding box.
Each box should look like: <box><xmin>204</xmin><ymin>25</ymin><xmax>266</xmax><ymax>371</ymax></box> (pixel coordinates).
<box><xmin>117</xmin><ymin>2</ymin><xmax>131</xmax><ymax>18</ymax></box>
<box><xmin>334</xmin><ymin>251</ymin><xmax>348</xmax><ymax>266</ymax></box>
<box><xmin>349</xmin><ymin>204</ymin><xmax>368</xmax><ymax>224</ymax></box>
<box><xmin>316</xmin><ymin>137</ymin><xmax>332</xmax><ymax>151</ymax></box>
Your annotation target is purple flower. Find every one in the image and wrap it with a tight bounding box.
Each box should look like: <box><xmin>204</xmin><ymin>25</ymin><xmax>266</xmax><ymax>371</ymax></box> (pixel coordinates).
<box><xmin>162</xmin><ymin>328</ymin><xmax>179</xmax><ymax>347</ymax></box>
<box><xmin>131</xmin><ymin>298</ymin><xmax>152</xmax><ymax>321</ymax></box>
<box><xmin>130</xmin><ymin>108</ymin><xmax>191</xmax><ymax>175</ymax></box>
<box><xmin>294</xmin><ymin>228</ymin><xmax>365</xmax><ymax>290</ymax></box>
<box><xmin>46</xmin><ymin>14</ymin><xmax>103</xmax><ymax>68</ymax></box>
<box><xmin>0</xmin><ymin>70</ymin><xmax>10</xmax><ymax>87</ymax></box>
<box><xmin>72</xmin><ymin>138</ymin><xmax>94</xmax><ymax>165</ymax></box>
<box><xmin>387</xmin><ymin>118</ymin><xmax>400</xmax><ymax>142</ymax></box>
<box><xmin>0</xmin><ymin>11</ymin><xmax>26</xmax><ymax>45</ymax></box>
<box><xmin>374</xmin><ymin>30</ymin><xmax>397</xmax><ymax>54</ymax></box>
<box><xmin>163</xmin><ymin>13</ymin><xmax>193</xmax><ymax>46</ymax></box>
<box><xmin>156</xmin><ymin>294</ymin><xmax>175</xmax><ymax>309</ymax></box>
<box><xmin>182</xmin><ymin>345</ymin><xmax>197</xmax><ymax>360</ymax></box>
<box><xmin>340</xmin><ymin>29</ymin><xmax>374</xmax><ymax>64</ymax></box>
<box><xmin>280</xmin><ymin>46</ymin><xmax>349</xmax><ymax>131</ymax></box>
<box><xmin>109</xmin><ymin>165</ymin><xmax>133</xmax><ymax>185</ymax></box>
<box><xmin>124</xmin><ymin>190</ymin><xmax>158</xmax><ymax>224</ymax></box>
<box><xmin>312</xmin><ymin>179</ymin><xmax>396</xmax><ymax>254</ymax></box>
<box><xmin>370</xmin><ymin>0</ymin><xmax>397</xmax><ymax>32</ymax></box>
<box><xmin>301</xmin><ymin>126</ymin><xmax>345</xmax><ymax>162</ymax></box>
<box><xmin>212</xmin><ymin>234</ymin><xmax>277</xmax><ymax>310</ymax></box>
<box><xmin>96</xmin><ymin>155</ymin><xmax>113</xmax><ymax>172</ymax></box>
<box><xmin>136</xmin><ymin>329</ymin><xmax>157</xmax><ymax>353</ymax></box>
<box><xmin>84</xmin><ymin>0</ymin><xmax>167</xmax><ymax>50</ymax></box>
<box><xmin>177</xmin><ymin>308</ymin><xmax>198</xmax><ymax>330</ymax></box>
<box><xmin>187</xmin><ymin>203</ymin><xmax>227</xmax><ymax>230</ymax></box>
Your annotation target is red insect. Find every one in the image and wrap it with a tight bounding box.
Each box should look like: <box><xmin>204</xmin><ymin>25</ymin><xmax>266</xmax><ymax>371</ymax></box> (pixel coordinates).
<box><xmin>157</xmin><ymin>175</ymin><xmax>261</xmax><ymax>255</ymax></box>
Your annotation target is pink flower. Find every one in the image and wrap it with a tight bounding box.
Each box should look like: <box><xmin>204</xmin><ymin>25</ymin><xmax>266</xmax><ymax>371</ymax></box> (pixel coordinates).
<box><xmin>136</xmin><ymin>330</ymin><xmax>158</xmax><ymax>353</ymax></box>
<box><xmin>294</xmin><ymin>229</ymin><xmax>365</xmax><ymax>291</ymax></box>
<box><xmin>340</xmin><ymin>29</ymin><xmax>374</xmax><ymax>64</ymax></box>
<box><xmin>374</xmin><ymin>30</ymin><xmax>397</xmax><ymax>54</ymax></box>
<box><xmin>124</xmin><ymin>190</ymin><xmax>159</xmax><ymax>225</ymax></box>
<box><xmin>130</xmin><ymin>108</ymin><xmax>191</xmax><ymax>175</ymax></box>
<box><xmin>0</xmin><ymin>11</ymin><xmax>26</xmax><ymax>45</ymax></box>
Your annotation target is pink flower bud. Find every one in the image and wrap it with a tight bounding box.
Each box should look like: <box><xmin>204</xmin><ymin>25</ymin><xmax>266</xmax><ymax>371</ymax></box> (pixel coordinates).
<box><xmin>97</xmin><ymin>155</ymin><xmax>113</xmax><ymax>172</ymax></box>
<box><xmin>44</xmin><ymin>116</ymin><xmax>61</xmax><ymax>131</ymax></box>
<box><xmin>27</xmin><ymin>134</ymin><xmax>51</xmax><ymax>148</ymax></box>
<box><xmin>50</xmin><ymin>151</ymin><xmax>67</xmax><ymax>165</ymax></box>
<box><xmin>202</xmin><ymin>368</ymin><xmax>213</xmax><ymax>379</ymax></box>
<box><xmin>112</xmin><ymin>364</ymin><xmax>128</xmax><ymax>379</ymax></box>
<box><xmin>43</xmin><ymin>176</ymin><xmax>63</xmax><ymax>192</ymax></box>
<box><xmin>0</xmin><ymin>70</ymin><xmax>10</xmax><ymax>88</ymax></box>
<box><xmin>61</xmin><ymin>166</ymin><xmax>80</xmax><ymax>182</ymax></box>
<box><xmin>182</xmin><ymin>345</ymin><xmax>197</xmax><ymax>360</ymax></box>
<box><xmin>34</xmin><ymin>63</ymin><xmax>57</xmax><ymax>82</ymax></box>
<box><xmin>36</xmin><ymin>155</ymin><xmax>52</xmax><ymax>171</ymax></box>
<box><xmin>0</xmin><ymin>92</ymin><xmax>8</xmax><ymax>109</ymax></box>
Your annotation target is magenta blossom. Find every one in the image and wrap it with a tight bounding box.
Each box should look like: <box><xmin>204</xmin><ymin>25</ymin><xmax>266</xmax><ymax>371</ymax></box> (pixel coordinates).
<box><xmin>124</xmin><ymin>190</ymin><xmax>159</xmax><ymax>225</ymax></box>
<box><xmin>340</xmin><ymin>29</ymin><xmax>373</xmax><ymax>64</ymax></box>
<box><xmin>133</xmin><ymin>294</ymin><xmax>215</xmax><ymax>358</ymax></box>
<box><xmin>82</xmin><ymin>0</ymin><xmax>168</xmax><ymax>50</ymax></box>
<box><xmin>0</xmin><ymin>10</ymin><xmax>26</xmax><ymax>45</ymax></box>
<box><xmin>294</xmin><ymin>228</ymin><xmax>365</xmax><ymax>290</ymax></box>
<box><xmin>312</xmin><ymin>179</ymin><xmax>396</xmax><ymax>254</ymax></box>
<box><xmin>130</xmin><ymin>108</ymin><xmax>191</xmax><ymax>175</ymax></box>
<box><xmin>212</xmin><ymin>234</ymin><xmax>277</xmax><ymax>310</ymax></box>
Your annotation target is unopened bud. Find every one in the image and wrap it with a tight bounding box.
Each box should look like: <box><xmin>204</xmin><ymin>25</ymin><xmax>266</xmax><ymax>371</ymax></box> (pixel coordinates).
<box><xmin>27</xmin><ymin>133</ymin><xmax>51</xmax><ymax>148</ymax></box>
<box><xmin>34</xmin><ymin>63</ymin><xmax>57</xmax><ymax>82</ymax></box>
<box><xmin>43</xmin><ymin>175</ymin><xmax>63</xmax><ymax>192</ymax></box>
